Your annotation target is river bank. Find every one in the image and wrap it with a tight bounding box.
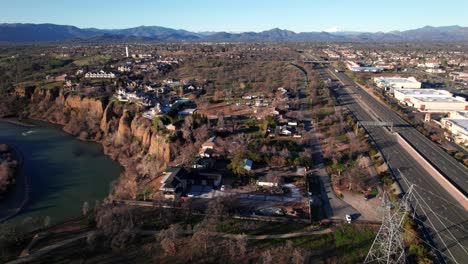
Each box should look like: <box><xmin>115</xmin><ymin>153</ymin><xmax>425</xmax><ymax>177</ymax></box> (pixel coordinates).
<box><xmin>1</xmin><ymin>87</ymin><xmax>170</xmax><ymax>210</ymax></box>
<box><xmin>0</xmin><ymin>118</ymin><xmax>36</xmax><ymax>128</ymax></box>
<box><xmin>0</xmin><ymin>144</ymin><xmax>19</xmax><ymax>200</ymax></box>
<box><xmin>0</xmin><ymin>142</ymin><xmax>27</xmax><ymax>223</ymax></box>
<box><xmin>0</xmin><ymin>120</ymin><xmax>122</xmax><ymax>223</ymax></box>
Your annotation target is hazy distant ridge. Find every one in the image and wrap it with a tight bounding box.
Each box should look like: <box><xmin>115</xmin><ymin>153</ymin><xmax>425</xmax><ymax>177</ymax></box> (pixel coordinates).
<box><xmin>1</xmin><ymin>23</ymin><xmax>467</xmax><ymax>42</ymax></box>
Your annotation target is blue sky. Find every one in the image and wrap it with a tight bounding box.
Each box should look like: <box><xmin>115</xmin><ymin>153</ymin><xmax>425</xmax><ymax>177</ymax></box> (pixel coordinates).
<box><xmin>1</xmin><ymin>0</ymin><xmax>467</xmax><ymax>32</ymax></box>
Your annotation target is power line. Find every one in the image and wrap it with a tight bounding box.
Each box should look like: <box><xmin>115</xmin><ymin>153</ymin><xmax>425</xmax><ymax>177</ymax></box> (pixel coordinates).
<box><xmin>364</xmin><ymin>187</ymin><xmax>414</xmax><ymax>264</ymax></box>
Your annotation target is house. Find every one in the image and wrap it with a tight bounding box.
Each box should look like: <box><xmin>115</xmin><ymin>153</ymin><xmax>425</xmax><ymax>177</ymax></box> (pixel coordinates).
<box><xmin>202</xmin><ymin>137</ymin><xmax>216</xmax><ymax>149</ymax></box>
<box><xmin>199</xmin><ymin>148</ymin><xmax>214</xmax><ymax>158</ymax></box>
<box><xmin>192</xmin><ymin>158</ymin><xmax>215</xmax><ymax>169</ymax></box>
<box><xmin>165</xmin><ymin>124</ymin><xmax>176</xmax><ymax>131</ymax></box>
<box><xmin>85</xmin><ymin>70</ymin><xmax>116</xmax><ymax>79</ymax></box>
<box><xmin>257</xmin><ymin>175</ymin><xmax>282</xmax><ymax>187</ymax></box>
<box><xmin>178</xmin><ymin>108</ymin><xmax>197</xmax><ymax>116</ymax></box>
<box><xmin>118</xmin><ymin>66</ymin><xmax>132</xmax><ymax>72</ymax></box>
<box><xmin>142</xmin><ymin>103</ymin><xmax>162</xmax><ymax>119</ymax></box>
<box><xmin>159</xmin><ymin>167</ymin><xmax>188</xmax><ymax>199</ymax></box>
<box><xmin>199</xmin><ymin>137</ymin><xmax>217</xmax><ymax>158</ymax></box>
<box><xmin>281</xmin><ymin>127</ymin><xmax>292</xmax><ymax>136</ymax></box>
<box><xmin>115</xmin><ymin>88</ymin><xmax>129</xmax><ymax>102</ymax></box>
<box><xmin>244</xmin><ymin>159</ymin><xmax>253</xmax><ymax>171</ymax></box>
<box><xmin>296</xmin><ymin>167</ymin><xmax>307</xmax><ymax>176</ymax></box>
<box><xmin>159</xmin><ymin>167</ymin><xmax>222</xmax><ymax>199</ymax></box>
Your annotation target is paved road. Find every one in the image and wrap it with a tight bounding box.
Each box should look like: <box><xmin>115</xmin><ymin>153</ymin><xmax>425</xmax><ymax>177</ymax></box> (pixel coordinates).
<box><xmin>333</xmin><ymin>69</ymin><xmax>468</xmax><ymax>194</ymax></box>
<box><xmin>313</xmin><ymin>63</ymin><xmax>468</xmax><ymax>264</ymax></box>
<box><xmin>306</xmin><ymin>121</ymin><xmax>360</xmax><ymax>220</ymax></box>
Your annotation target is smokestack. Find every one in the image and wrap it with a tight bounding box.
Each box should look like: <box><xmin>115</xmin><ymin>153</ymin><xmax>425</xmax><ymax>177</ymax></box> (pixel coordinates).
<box><xmin>125</xmin><ymin>46</ymin><xmax>129</xmax><ymax>57</ymax></box>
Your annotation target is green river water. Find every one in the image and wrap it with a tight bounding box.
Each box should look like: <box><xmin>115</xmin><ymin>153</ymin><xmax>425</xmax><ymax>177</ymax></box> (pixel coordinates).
<box><xmin>0</xmin><ymin>120</ymin><xmax>121</xmax><ymax>224</ymax></box>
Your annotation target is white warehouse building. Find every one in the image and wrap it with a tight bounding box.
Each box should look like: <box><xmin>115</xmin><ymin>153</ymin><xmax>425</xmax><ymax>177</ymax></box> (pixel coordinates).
<box><xmin>374</xmin><ymin>76</ymin><xmax>421</xmax><ymax>91</ymax></box>
<box><xmin>409</xmin><ymin>96</ymin><xmax>468</xmax><ymax>112</ymax></box>
<box><xmin>393</xmin><ymin>89</ymin><xmax>452</xmax><ymax>103</ymax></box>
<box><xmin>441</xmin><ymin>111</ymin><xmax>468</xmax><ymax>147</ymax></box>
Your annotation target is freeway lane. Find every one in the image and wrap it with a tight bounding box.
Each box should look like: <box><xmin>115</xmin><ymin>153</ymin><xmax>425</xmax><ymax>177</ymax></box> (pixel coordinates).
<box><xmin>315</xmin><ymin>67</ymin><xmax>468</xmax><ymax>263</ymax></box>
<box><xmin>332</xmin><ymin>68</ymin><xmax>468</xmax><ymax>194</ymax></box>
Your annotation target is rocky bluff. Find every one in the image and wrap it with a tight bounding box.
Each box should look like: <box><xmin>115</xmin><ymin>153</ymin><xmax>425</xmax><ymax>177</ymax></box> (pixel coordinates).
<box><xmin>4</xmin><ymin>87</ymin><xmax>171</xmax><ymax>199</ymax></box>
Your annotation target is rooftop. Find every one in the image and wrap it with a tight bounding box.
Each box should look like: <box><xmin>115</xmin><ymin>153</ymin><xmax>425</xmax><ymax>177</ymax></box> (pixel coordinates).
<box><xmin>395</xmin><ymin>89</ymin><xmax>452</xmax><ymax>96</ymax></box>
<box><xmin>413</xmin><ymin>96</ymin><xmax>466</xmax><ymax>103</ymax></box>
<box><xmin>447</xmin><ymin>119</ymin><xmax>468</xmax><ymax>131</ymax></box>
<box><xmin>376</xmin><ymin>76</ymin><xmax>419</xmax><ymax>83</ymax></box>
<box><xmin>455</xmin><ymin>111</ymin><xmax>468</xmax><ymax>118</ymax></box>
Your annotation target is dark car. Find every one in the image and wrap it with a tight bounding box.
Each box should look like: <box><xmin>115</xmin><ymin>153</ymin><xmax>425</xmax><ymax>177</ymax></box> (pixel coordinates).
<box><xmin>364</xmin><ymin>194</ymin><xmax>373</xmax><ymax>200</ymax></box>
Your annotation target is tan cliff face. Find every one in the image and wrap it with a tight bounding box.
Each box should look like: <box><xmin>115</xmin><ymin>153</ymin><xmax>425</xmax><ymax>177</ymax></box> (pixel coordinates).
<box><xmin>130</xmin><ymin>116</ymin><xmax>153</xmax><ymax>149</ymax></box>
<box><xmin>6</xmin><ymin>87</ymin><xmax>171</xmax><ymax>199</ymax></box>
<box><xmin>8</xmin><ymin>87</ymin><xmax>172</xmax><ymax>162</ymax></box>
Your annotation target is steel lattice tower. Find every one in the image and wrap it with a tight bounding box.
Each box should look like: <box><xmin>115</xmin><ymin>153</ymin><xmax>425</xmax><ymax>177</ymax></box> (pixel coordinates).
<box><xmin>364</xmin><ymin>185</ymin><xmax>414</xmax><ymax>264</ymax></box>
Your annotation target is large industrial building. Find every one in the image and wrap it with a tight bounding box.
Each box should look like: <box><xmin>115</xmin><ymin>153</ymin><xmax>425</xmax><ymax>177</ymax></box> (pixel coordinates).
<box><xmin>409</xmin><ymin>96</ymin><xmax>467</xmax><ymax>112</ymax></box>
<box><xmin>441</xmin><ymin>111</ymin><xmax>468</xmax><ymax>147</ymax></box>
<box><xmin>374</xmin><ymin>76</ymin><xmax>421</xmax><ymax>91</ymax></box>
<box><xmin>449</xmin><ymin>71</ymin><xmax>468</xmax><ymax>82</ymax></box>
<box><xmin>345</xmin><ymin>61</ymin><xmax>384</xmax><ymax>73</ymax></box>
<box><xmin>393</xmin><ymin>89</ymin><xmax>452</xmax><ymax>103</ymax></box>
<box><xmin>393</xmin><ymin>89</ymin><xmax>468</xmax><ymax>112</ymax></box>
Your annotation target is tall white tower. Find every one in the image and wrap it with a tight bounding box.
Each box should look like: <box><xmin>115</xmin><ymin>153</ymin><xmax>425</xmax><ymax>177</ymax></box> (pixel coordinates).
<box><xmin>125</xmin><ymin>46</ymin><xmax>129</xmax><ymax>57</ymax></box>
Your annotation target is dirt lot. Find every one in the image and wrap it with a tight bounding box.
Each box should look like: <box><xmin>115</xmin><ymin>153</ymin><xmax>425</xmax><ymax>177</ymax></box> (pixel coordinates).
<box><xmin>341</xmin><ymin>191</ymin><xmax>383</xmax><ymax>221</ymax></box>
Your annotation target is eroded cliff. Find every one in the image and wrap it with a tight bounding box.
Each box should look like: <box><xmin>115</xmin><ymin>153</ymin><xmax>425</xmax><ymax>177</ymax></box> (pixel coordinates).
<box><xmin>5</xmin><ymin>87</ymin><xmax>170</xmax><ymax>199</ymax></box>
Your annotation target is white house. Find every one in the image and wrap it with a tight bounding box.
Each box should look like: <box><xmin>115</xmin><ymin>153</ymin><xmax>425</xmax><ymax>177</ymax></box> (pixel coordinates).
<box><xmin>85</xmin><ymin>70</ymin><xmax>115</xmax><ymax>79</ymax></box>
<box><xmin>142</xmin><ymin>103</ymin><xmax>162</xmax><ymax>119</ymax></box>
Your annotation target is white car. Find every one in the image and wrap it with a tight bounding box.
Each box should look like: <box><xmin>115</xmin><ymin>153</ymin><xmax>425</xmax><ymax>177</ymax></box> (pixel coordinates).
<box><xmin>346</xmin><ymin>214</ymin><xmax>352</xmax><ymax>224</ymax></box>
<box><xmin>220</xmin><ymin>185</ymin><xmax>226</xmax><ymax>191</ymax></box>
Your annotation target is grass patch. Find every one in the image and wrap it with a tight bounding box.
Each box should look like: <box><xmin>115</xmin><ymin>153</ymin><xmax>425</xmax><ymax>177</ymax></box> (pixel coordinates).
<box><xmin>335</xmin><ymin>134</ymin><xmax>348</xmax><ymax>142</ymax></box>
<box><xmin>249</xmin><ymin>233</ymin><xmax>334</xmax><ymax>249</ymax></box>
<box><xmin>319</xmin><ymin>107</ymin><xmax>335</xmax><ymax>117</ymax></box>
<box><xmin>73</xmin><ymin>55</ymin><xmax>111</xmax><ymax>66</ymax></box>
<box><xmin>216</xmin><ymin>219</ymin><xmax>310</xmax><ymax>236</ymax></box>
<box><xmin>41</xmin><ymin>81</ymin><xmax>62</xmax><ymax>89</ymax></box>
<box><xmin>333</xmin><ymin>224</ymin><xmax>375</xmax><ymax>263</ymax></box>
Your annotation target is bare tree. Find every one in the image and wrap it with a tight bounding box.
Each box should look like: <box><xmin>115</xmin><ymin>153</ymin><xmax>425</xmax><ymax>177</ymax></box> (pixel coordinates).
<box><xmin>160</xmin><ymin>237</ymin><xmax>177</xmax><ymax>256</ymax></box>
<box><xmin>95</xmin><ymin>205</ymin><xmax>136</xmax><ymax>250</ymax></box>
<box><xmin>217</xmin><ymin>112</ymin><xmax>225</xmax><ymax>130</ymax></box>
<box><xmin>262</xmin><ymin>250</ymin><xmax>273</xmax><ymax>264</ymax></box>
<box><xmin>82</xmin><ymin>201</ymin><xmax>89</xmax><ymax>216</ymax></box>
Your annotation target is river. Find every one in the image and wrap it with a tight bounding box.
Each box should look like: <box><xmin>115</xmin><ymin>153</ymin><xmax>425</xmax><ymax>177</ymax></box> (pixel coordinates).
<box><xmin>0</xmin><ymin>120</ymin><xmax>121</xmax><ymax>224</ymax></box>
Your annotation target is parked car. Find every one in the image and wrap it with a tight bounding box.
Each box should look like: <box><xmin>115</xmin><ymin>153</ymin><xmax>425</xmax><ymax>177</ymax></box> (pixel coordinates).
<box><xmin>346</xmin><ymin>214</ymin><xmax>352</xmax><ymax>224</ymax></box>
<box><xmin>220</xmin><ymin>185</ymin><xmax>226</xmax><ymax>191</ymax></box>
<box><xmin>364</xmin><ymin>194</ymin><xmax>372</xmax><ymax>200</ymax></box>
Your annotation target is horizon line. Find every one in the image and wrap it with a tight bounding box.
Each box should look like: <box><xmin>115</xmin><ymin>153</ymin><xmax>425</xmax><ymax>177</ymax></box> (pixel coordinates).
<box><xmin>0</xmin><ymin>22</ymin><xmax>466</xmax><ymax>34</ymax></box>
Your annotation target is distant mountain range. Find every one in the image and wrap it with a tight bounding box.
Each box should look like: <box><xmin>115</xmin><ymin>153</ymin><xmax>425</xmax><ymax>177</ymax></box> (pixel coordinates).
<box><xmin>0</xmin><ymin>23</ymin><xmax>467</xmax><ymax>43</ymax></box>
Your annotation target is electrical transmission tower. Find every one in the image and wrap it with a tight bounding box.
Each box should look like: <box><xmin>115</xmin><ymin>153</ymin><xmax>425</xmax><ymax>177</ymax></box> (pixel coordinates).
<box><xmin>364</xmin><ymin>185</ymin><xmax>415</xmax><ymax>264</ymax></box>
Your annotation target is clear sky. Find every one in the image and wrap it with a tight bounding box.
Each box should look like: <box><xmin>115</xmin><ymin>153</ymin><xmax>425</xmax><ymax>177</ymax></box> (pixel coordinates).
<box><xmin>1</xmin><ymin>0</ymin><xmax>467</xmax><ymax>32</ymax></box>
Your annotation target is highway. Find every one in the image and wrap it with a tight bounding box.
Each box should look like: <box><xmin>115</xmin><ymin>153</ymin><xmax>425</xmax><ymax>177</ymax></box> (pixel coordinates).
<box><xmin>333</xmin><ymin>69</ymin><xmax>468</xmax><ymax>194</ymax></box>
<box><xmin>314</xmin><ymin>64</ymin><xmax>468</xmax><ymax>263</ymax></box>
